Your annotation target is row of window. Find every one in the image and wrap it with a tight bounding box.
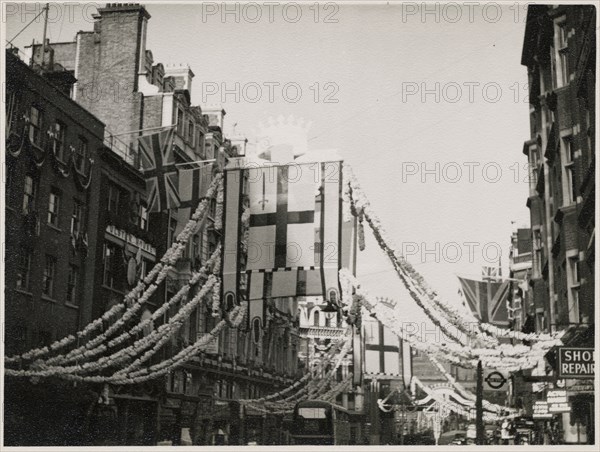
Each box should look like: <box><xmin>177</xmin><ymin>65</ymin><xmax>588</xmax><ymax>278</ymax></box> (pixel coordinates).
<box><xmin>166</xmin><ymin>370</ymin><xmax>267</xmax><ymax>400</ymax></box>
<box><xmin>175</xmin><ymin>106</ymin><xmax>205</xmax><ymax>152</ymax></box>
<box><xmin>169</xmin><ymin>211</ymin><xmax>218</xmax><ymax>262</ymax></box>
<box><xmin>22</xmin><ymin>175</ymin><xmax>85</xmax><ymax>235</ymax></box>
<box><xmin>102</xmin><ymin>240</ymin><xmax>153</xmax><ymax>290</ymax></box>
<box><xmin>106</xmin><ymin>181</ymin><xmax>149</xmax><ymax>230</ymax></box>
<box><xmin>28</xmin><ymin>106</ymin><xmax>89</xmax><ymax>172</ymax></box>
<box><xmin>16</xmin><ymin>249</ymin><xmax>80</xmax><ymax>305</ymax></box>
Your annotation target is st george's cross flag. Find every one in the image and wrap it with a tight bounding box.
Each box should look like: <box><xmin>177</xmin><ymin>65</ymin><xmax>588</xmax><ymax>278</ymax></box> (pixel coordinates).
<box><xmin>221</xmin><ymin>160</ymin><xmax>352</xmax><ymax>335</ymax></box>
<box><xmin>175</xmin><ymin>163</ymin><xmax>214</xmax><ymax>237</ymax></box>
<box><xmin>457</xmin><ymin>273</ymin><xmax>510</xmax><ymax>327</ymax></box>
<box><xmin>138</xmin><ymin>127</ymin><xmax>179</xmax><ymax>212</ymax></box>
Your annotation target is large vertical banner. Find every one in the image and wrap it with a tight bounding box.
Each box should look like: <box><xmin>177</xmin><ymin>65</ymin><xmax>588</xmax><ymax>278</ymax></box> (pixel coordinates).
<box><xmin>221</xmin><ymin>161</ymin><xmax>346</xmax><ymax>340</ymax></box>
<box><xmin>175</xmin><ymin>163</ymin><xmax>213</xmax><ymax>236</ymax></box>
<box><xmin>221</xmin><ymin>169</ymin><xmax>243</xmax><ymax>312</ymax></box>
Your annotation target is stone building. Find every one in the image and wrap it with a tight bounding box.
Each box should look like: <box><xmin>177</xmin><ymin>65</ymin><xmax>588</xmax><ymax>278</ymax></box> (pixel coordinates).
<box><xmin>521</xmin><ymin>4</ymin><xmax>595</xmax><ymax>444</ymax></box>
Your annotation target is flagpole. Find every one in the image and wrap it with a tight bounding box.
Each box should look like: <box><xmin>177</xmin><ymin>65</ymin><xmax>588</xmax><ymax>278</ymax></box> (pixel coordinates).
<box><xmin>110</xmin><ymin>124</ymin><xmax>175</xmax><ymax>137</ymax></box>
<box><xmin>486</xmin><ymin>273</ymin><xmax>492</xmax><ymax>324</ymax></box>
<box><xmin>222</xmin><ymin>158</ymin><xmax>344</xmax><ymax>170</ymax></box>
<box><xmin>174</xmin><ymin>159</ymin><xmax>216</xmax><ymax>168</ymax></box>
<box><xmin>454</xmin><ymin>272</ymin><xmax>525</xmax><ymax>282</ymax></box>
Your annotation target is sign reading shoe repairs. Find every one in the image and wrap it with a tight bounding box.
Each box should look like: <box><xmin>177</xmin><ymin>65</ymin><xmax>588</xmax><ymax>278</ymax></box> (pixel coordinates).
<box><xmin>557</xmin><ymin>347</ymin><xmax>595</xmax><ymax>379</ymax></box>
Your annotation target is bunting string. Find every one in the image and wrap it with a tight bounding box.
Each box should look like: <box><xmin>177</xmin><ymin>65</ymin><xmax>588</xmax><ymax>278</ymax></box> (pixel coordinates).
<box><xmin>340</xmin><ymin>269</ymin><xmax>561</xmax><ymax>372</ymax></box>
<box><xmin>343</xmin><ymin>165</ymin><xmax>564</xmax><ymax>346</ymax></box>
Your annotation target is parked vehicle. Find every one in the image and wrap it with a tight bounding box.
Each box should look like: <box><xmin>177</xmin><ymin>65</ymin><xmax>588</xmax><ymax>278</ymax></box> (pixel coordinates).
<box><xmin>289</xmin><ymin>400</ymin><xmax>350</xmax><ymax>445</ymax></box>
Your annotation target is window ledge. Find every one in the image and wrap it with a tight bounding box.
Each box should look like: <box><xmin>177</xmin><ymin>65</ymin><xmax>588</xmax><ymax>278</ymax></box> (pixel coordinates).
<box><xmin>41</xmin><ymin>295</ymin><xmax>58</xmax><ymax>303</ymax></box>
<box><xmin>14</xmin><ymin>288</ymin><xmax>33</xmax><ymax>297</ymax></box>
<box><xmin>47</xmin><ymin>223</ymin><xmax>63</xmax><ymax>233</ymax></box>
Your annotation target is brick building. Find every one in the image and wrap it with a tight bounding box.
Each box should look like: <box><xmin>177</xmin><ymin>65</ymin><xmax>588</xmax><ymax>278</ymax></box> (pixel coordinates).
<box><xmin>4</xmin><ymin>48</ymin><xmax>105</xmax><ymax>445</ymax></box>
<box><xmin>5</xmin><ymin>39</ymin><xmax>168</xmax><ymax>444</ymax></box>
<box><xmin>32</xmin><ymin>3</ymin><xmax>301</xmax><ymax>445</ymax></box>
<box><xmin>507</xmin><ymin>228</ymin><xmax>537</xmax><ymax>418</ymax></box>
<box><xmin>521</xmin><ymin>4</ymin><xmax>595</xmax><ymax>444</ymax></box>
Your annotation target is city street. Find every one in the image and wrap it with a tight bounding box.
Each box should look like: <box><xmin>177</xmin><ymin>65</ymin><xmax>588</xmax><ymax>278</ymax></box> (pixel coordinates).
<box><xmin>2</xmin><ymin>1</ymin><xmax>596</xmax><ymax>448</ymax></box>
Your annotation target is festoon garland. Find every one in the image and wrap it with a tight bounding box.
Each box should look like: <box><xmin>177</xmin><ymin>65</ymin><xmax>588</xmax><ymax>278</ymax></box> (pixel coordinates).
<box><xmin>339</xmin><ymin>269</ymin><xmax>562</xmax><ymax>372</ymax></box>
<box><xmin>343</xmin><ymin>165</ymin><xmax>564</xmax><ymax>346</ymax></box>
<box><xmin>425</xmin><ymin>354</ymin><xmax>518</xmax><ymax>415</ymax></box>
<box><xmin>239</xmin><ymin>330</ymin><xmax>350</xmax><ymax>405</ymax></box>
<box><xmin>5</xmin><ymin>271</ymin><xmax>220</xmax><ymax>379</ymax></box>
<box><xmin>5</xmin><ymin>300</ymin><xmax>246</xmax><ymax>385</ymax></box>
<box><xmin>344</xmin><ymin>168</ymin><xmax>495</xmax><ymax>349</ymax></box>
<box><xmin>5</xmin><ymin>174</ymin><xmax>224</xmax><ymax>380</ymax></box>
<box><xmin>412</xmin><ymin>376</ymin><xmax>520</xmax><ymax>422</ymax></box>
<box><xmin>42</xmin><ymin>247</ymin><xmax>221</xmax><ymax>368</ymax></box>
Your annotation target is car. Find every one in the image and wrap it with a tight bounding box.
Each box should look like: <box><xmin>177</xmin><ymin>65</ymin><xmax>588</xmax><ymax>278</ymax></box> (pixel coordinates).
<box><xmin>449</xmin><ymin>433</ymin><xmax>466</xmax><ymax>445</ymax></box>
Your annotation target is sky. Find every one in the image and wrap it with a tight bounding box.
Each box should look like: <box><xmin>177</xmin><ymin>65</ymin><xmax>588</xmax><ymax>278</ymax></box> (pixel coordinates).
<box><xmin>5</xmin><ymin>1</ymin><xmax>533</xmax><ymax>323</ymax></box>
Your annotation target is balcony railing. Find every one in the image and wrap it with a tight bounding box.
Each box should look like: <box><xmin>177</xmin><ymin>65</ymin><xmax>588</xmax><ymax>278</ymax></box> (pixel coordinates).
<box><xmin>104</xmin><ymin>130</ymin><xmax>141</xmax><ymax>169</ymax></box>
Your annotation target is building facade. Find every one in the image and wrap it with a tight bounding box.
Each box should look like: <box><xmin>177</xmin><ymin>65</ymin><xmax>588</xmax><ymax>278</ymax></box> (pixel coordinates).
<box><xmin>29</xmin><ymin>3</ymin><xmax>301</xmax><ymax>445</ymax></box>
<box><xmin>4</xmin><ymin>48</ymin><xmax>106</xmax><ymax>445</ymax></box>
<box><xmin>521</xmin><ymin>4</ymin><xmax>595</xmax><ymax>444</ymax></box>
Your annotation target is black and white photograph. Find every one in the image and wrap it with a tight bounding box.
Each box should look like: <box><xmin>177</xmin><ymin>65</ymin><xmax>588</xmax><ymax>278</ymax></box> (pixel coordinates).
<box><xmin>1</xmin><ymin>0</ymin><xmax>597</xmax><ymax>448</ymax></box>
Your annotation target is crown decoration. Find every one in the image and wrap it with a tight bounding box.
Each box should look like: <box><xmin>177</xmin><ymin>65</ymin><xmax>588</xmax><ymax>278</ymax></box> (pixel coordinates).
<box><xmin>254</xmin><ymin>115</ymin><xmax>312</xmax><ymax>161</ymax></box>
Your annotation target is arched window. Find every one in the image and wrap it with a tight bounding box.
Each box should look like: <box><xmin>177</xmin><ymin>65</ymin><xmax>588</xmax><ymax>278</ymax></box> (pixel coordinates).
<box><xmin>313</xmin><ymin>310</ymin><xmax>320</xmax><ymax>327</ymax></box>
<box><xmin>328</xmin><ymin>289</ymin><xmax>338</xmax><ymax>304</ymax></box>
<box><xmin>225</xmin><ymin>292</ymin><xmax>236</xmax><ymax>310</ymax></box>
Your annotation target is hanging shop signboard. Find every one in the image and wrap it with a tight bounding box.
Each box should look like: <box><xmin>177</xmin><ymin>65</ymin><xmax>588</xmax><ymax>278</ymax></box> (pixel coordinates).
<box><xmin>557</xmin><ymin>347</ymin><xmax>594</xmax><ymax>379</ymax></box>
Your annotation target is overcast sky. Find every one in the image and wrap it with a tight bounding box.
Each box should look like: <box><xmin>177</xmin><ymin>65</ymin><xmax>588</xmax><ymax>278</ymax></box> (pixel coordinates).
<box><xmin>5</xmin><ymin>2</ymin><xmax>534</xmax><ymax>323</ymax></box>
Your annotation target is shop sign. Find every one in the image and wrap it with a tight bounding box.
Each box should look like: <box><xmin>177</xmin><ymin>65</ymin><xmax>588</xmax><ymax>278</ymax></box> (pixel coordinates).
<box><xmin>106</xmin><ymin>224</ymin><xmax>156</xmax><ymax>255</ymax></box>
<box><xmin>483</xmin><ymin>369</ymin><xmax>508</xmax><ymax>391</ymax></box>
<box><xmin>566</xmin><ymin>379</ymin><xmax>594</xmax><ymax>393</ymax></box>
<box><xmin>557</xmin><ymin>347</ymin><xmax>594</xmax><ymax>379</ymax></box>
<box><xmin>547</xmin><ymin>390</ymin><xmax>570</xmax><ymax>413</ymax></box>
<box><xmin>532</xmin><ymin>401</ymin><xmax>552</xmax><ymax>419</ymax></box>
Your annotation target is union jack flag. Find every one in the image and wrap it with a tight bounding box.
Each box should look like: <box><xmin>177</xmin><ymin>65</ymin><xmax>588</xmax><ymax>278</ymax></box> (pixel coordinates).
<box><xmin>458</xmin><ymin>273</ymin><xmax>509</xmax><ymax>327</ymax></box>
<box><xmin>481</xmin><ymin>265</ymin><xmax>500</xmax><ymax>281</ymax></box>
<box><xmin>138</xmin><ymin>127</ymin><xmax>179</xmax><ymax>212</ymax></box>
